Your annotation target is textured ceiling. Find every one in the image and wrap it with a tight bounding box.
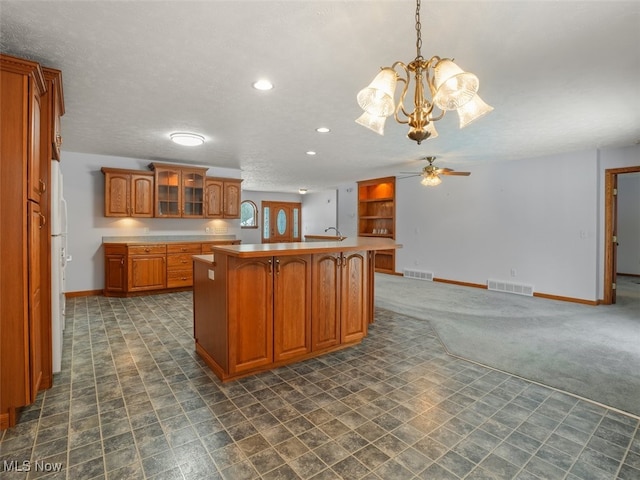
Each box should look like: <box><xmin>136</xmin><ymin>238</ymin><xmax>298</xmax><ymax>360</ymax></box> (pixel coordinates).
<box><xmin>1</xmin><ymin>1</ymin><xmax>639</xmax><ymax>192</ymax></box>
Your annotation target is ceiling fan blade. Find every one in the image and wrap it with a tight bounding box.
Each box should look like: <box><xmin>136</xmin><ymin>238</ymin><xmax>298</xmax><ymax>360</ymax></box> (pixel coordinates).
<box><xmin>397</xmin><ymin>174</ymin><xmax>422</xmax><ymax>179</ymax></box>
<box><xmin>399</xmin><ymin>171</ymin><xmax>422</xmax><ymax>175</ymax></box>
<box><xmin>440</xmin><ymin>171</ymin><xmax>471</xmax><ymax>176</ymax></box>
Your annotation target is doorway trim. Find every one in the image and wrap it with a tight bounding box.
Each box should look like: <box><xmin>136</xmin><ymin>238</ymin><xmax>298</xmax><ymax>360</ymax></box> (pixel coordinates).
<box><xmin>603</xmin><ymin>165</ymin><xmax>640</xmax><ymax>304</ymax></box>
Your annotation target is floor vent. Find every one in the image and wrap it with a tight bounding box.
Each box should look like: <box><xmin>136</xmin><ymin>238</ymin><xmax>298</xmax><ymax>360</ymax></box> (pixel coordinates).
<box><xmin>487</xmin><ymin>279</ymin><xmax>534</xmax><ymax>296</ymax></box>
<box><xmin>403</xmin><ymin>269</ymin><xmax>434</xmax><ymax>281</ymax></box>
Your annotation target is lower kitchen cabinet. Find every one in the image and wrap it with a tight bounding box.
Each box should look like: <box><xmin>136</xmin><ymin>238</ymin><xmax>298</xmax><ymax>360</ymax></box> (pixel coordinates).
<box><xmin>128</xmin><ymin>245</ymin><xmax>166</xmax><ymax>292</ymax></box>
<box><xmin>103</xmin><ymin>240</ymin><xmax>240</xmax><ymax>296</ymax></box>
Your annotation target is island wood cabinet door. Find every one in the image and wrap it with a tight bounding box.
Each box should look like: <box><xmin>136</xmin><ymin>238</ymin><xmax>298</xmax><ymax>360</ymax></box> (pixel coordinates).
<box><xmin>228</xmin><ymin>257</ymin><xmax>274</xmax><ymax>374</ymax></box>
<box><xmin>273</xmin><ymin>255</ymin><xmax>312</xmax><ymax>362</ymax></box>
<box><xmin>127</xmin><ymin>245</ymin><xmax>166</xmax><ymax>291</ymax></box>
<box><xmin>311</xmin><ymin>250</ymin><xmax>368</xmax><ymax>350</ymax></box>
<box><xmin>311</xmin><ymin>253</ymin><xmax>341</xmax><ymax>351</ymax></box>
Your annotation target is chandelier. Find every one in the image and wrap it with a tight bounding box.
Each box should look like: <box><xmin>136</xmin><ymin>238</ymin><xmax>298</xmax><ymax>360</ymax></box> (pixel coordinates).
<box><xmin>356</xmin><ymin>0</ymin><xmax>493</xmax><ymax>144</ymax></box>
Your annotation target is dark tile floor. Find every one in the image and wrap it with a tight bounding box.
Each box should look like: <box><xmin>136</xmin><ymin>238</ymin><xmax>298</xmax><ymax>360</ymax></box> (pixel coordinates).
<box><xmin>1</xmin><ymin>292</ymin><xmax>639</xmax><ymax>479</ymax></box>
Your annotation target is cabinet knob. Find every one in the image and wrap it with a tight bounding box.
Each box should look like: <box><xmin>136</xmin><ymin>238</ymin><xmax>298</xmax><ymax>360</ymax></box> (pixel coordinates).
<box><xmin>181</xmin><ymin>260</ymin><xmax>188</xmax><ymax>264</ymax></box>
<box><xmin>144</xmin><ymin>248</ymin><xmax>150</xmax><ymax>252</ymax></box>
<box><xmin>181</xmin><ymin>248</ymin><xmax>187</xmax><ymax>252</ymax></box>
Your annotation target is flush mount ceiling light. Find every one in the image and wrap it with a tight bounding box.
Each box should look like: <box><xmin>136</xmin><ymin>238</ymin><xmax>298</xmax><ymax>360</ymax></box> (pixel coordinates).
<box><xmin>356</xmin><ymin>0</ymin><xmax>493</xmax><ymax>145</ymax></box>
<box><xmin>306</xmin><ymin>151</ymin><xmax>317</xmax><ymax>156</ymax></box>
<box><xmin>299</xmin><ymin>188</ymin><xmax>308</xmax><ymax>194</ymax></box>
<box><xmin>316</xmin><ymin>127</ymin><xmax>331</xmax><ymax>133</ymax></box>
<box><xmin>170</xmin><ymin>132</ymin><xmax>205</xmax><ymax>146</ymax></box>
<box><xmin>252</xmin><ymin>79</ymin><xmax>273</xmax><ymax>91</ymax></box>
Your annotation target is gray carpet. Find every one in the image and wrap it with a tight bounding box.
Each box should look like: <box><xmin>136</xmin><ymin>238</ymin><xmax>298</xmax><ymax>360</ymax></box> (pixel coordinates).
<box><xmin>374</xmin><ymin>274</ymin><xmax>640</xmax><ymax>417</ymax></box>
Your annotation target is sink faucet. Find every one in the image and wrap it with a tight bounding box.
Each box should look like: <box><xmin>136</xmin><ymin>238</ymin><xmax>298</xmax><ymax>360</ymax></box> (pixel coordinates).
<box><xmin>325</xmin><ymin>227</ymin><xmax>342</xmax><ymax>237</ymax></box>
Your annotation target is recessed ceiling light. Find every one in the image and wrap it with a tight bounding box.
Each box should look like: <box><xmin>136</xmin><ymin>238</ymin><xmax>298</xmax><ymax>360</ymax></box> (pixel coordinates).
<box><xmin>299</xmin><ymin>188</ymin><xmax>308</xmax><ymax>194</ymax></box>
<box><xmin>253</xmin><ymin>79</ymin><xmax>273</xmax><ymax>91</ymax></box>
<box><xmin>170</xmin><ymin>132</ymin><xmax>205</xmax><ymax>146</ymax></box>
<box><xmin>316</xmin><ymin>127</ymin><xmax>330</xmax><ymax>133</ymax></box>
<box><xmin>306</xmin><ymin>151</ymin><xmax>317</xmax><ymax>156</ymax></box>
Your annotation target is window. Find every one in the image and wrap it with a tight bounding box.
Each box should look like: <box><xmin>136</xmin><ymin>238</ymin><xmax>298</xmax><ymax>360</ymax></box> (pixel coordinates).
<box><xmin>240</xmin><ymin>200</ymin><xmax>258</xmax><ymax>228</ymax></box>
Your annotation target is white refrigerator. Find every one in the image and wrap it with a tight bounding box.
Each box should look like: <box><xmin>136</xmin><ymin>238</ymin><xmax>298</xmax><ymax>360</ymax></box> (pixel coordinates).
<box><xmin>51</xmin><ymin>160</ymin><xmax>67</xmax><ymax>373</ymax></box>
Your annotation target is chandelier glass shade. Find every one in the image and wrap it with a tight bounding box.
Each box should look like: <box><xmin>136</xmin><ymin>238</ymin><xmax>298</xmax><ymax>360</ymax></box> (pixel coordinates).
<box><xmin>356</xmin><ymin>0</ymin><xmax>493</xmax><ymax>144</ymax></box>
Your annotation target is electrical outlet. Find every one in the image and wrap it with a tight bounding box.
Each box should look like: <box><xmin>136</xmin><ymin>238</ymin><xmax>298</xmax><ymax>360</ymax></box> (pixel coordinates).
<box><xmin>208</xmin><ymin>269</ymin><xmax>215</xmax><ymax>280</ymax></box>
<box><xmin>510</xmin><ymin>268</ymin><xmax>517</xmax><ymax>277</ymax></box>
<box><xmin>205</xmin><ymin>227</ymin><xmax>210</xmax><ymax>233</ymax></box>
<box><xmin>143</xmin><ymin>227</ymin><xmax>149</xmax><ymax>234</ymax></box>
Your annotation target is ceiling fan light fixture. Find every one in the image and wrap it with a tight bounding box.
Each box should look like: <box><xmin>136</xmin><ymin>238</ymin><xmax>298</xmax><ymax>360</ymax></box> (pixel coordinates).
<box><xmin>355</xmin><ymin>0</ymin><xmax>492</xmax><ymax>145</ymax></box>
<box><xmin>170</xmin><ymin>132</ymin><xmax>205</xmax><ymax>146</ymax></box>
<box><xmin>421</xmin><ymin>173</ymin><xmax>442</xmax><ymax>186</ymax></box>
<box><xmin>456</xmin><ymin>93</ymin><xmax>494</xmax><ymax>128</ymax></box>
<box><xmin>356</xmin><ymin>111</ymin><xmax>387</xmax><ymax>135</ymax></box>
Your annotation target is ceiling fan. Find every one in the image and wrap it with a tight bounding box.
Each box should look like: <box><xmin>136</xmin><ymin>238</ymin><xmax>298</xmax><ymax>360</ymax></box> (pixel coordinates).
<box><xmin>399</xmin><ymin>156</ymin><xmax>471</xmax><ymax>186</ymax></box>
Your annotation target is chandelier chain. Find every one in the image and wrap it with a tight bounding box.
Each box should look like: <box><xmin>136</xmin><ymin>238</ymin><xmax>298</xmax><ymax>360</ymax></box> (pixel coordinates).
<box><xmin>415</xmin><ymin>0</ymin><xmax>422</xmax><ymax>60</ymax></box>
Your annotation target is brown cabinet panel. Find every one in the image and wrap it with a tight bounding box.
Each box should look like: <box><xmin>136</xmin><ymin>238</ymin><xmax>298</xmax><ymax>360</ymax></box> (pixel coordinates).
<box><xmin>167</xmin><ymin>243</ymin><xmax>201</xmax><ymax>254</ymax></box>
<box><xmin>105</xmin><ymin>254</ymin><xmax>127</xmax><ymax>293</ymax></box>
<box><xmin>28</xmin><ymin>202</ymin><xmax>44</xmax><ymax>401</ymax></box>
<box><xmin>274</xmin><ymin>255</ymin><xmax>312</xmax><ymax>362</ymax></box>
<box><xmin>228</xmin><ymin>257</ymin><xmax>273</xmax><ymax>373</ymax></box>
<box><xmin>311</xmin><ymin>253</ymin><xmax>341</xmax><ymax>351</ymax></box>
<box><xmin>205</xmin><ymin>179</ymin><xmax>223</xmax><ymax>218</ymax></box>
<box><xmin>224</xmin><ymin>181</ymin><xmax>241</xmax><ymax>219</ymax></box>
<box><xmin>130</xmin><ymin>174</ymin><xmax>154</xmax><ymax>217</ymax></box>
<box><xmin>128</xmin><ymin>245</ymin><xmax>166</xmax><ymax>255</ymax></box>
<box><xmin>340</xmin><ymin>251</ymin><xmax>368</xmax><ymax>344</ymax></box>
<box><xmin>128</xmin><ymin>256</ymin><xmax>166</xmax><ymax>291</ymax></box>
<box><xmin>102</xmin><ymin>168</ymin><xmax>154</xmax><ymax>217</ymax></box>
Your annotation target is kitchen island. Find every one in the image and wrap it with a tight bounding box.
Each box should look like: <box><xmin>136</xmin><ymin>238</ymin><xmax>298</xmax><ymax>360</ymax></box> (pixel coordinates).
<box><xmin>193</xmin><ymin>237</ymin><xmax>400</xmax><ymax>381</ymax></box>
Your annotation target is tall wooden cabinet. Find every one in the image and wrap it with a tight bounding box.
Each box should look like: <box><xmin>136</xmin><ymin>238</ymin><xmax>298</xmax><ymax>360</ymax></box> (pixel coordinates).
<box><xmin>357</xmin><ymin>177</ymin><xmax>396</xmax><ymax>274</ymax></box>
<box><xmin>1</xmin><ymin>54</ymin><xmax>62</xmax><ymax>430</ymax></box>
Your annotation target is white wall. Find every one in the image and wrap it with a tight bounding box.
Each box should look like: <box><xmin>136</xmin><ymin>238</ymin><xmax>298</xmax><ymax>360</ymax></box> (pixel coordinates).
<box><xmin>301</xmin><ymin>190</ymin><xmax>338</xmax><ymax>238</ymax></box>
<box><xmin>395</xmin><ymin>149</ymin><xmax>600</xmax><ymax>300</ymax></box>
<box><xmin>617</xmin><ymin>173</ymin><xmax>640</xmax><ymax>275</ymax></box>
<box><xmin>337</xmin><ymin>183</ymin><xmax>358</xmax><ymax>237</ymax></box>
<box><xmin>61</xmin><ymin>151</ymin><xmax>243</xmax><ymax>293</ymax></box>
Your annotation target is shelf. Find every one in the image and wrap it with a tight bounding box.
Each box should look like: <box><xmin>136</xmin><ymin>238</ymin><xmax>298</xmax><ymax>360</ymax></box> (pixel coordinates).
<box><xmin>358</xmin><ymin>176</ymin><xmax>396</xmax><ymax>275</ymax></box>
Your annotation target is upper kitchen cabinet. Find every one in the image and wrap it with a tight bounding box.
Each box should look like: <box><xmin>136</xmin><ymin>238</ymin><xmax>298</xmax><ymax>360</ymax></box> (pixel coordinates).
<box><xmin>357</xmin><ymin>176</ymin><xmax>396</xmax><ymax>274</ymax></box>
<box><xmin>150</xmin><ymin>163</ymin><xmax>207</xmax><ymax>218</ymax></box>
<box><xmin>101</xmin><ymin>167</ymin><xmax>154</xmax><ymax>217</ymax></box>
<box><xmin>204</xmin><ymin>177</ymin><xmax>242</xmax><ymax>219</ymax></box>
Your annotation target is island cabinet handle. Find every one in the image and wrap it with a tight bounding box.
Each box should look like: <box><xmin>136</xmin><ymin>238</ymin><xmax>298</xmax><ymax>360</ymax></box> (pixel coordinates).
<box><xmin>268</xmin><ymin>259</ymin><xmax>272</xmax><ymax>274</ymax></box>
<box><xmin>275</xmin><ymin>258</ymin><xmax>280</xmax><ymax>274</ymax></box>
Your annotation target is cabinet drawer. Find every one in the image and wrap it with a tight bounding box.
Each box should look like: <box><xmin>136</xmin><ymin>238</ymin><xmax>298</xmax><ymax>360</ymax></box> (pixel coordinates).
<box><xmin>167</xmin><ymin>243</ymin><xmax>201</xmax><ymax>254</ymax></box>
<box><xmin>167</xmin><ymin>269</ymin><xmax>193</xmax><ymax>288</ymax></box>
<box><xmin>167</xmin><ymin>253</ymin><xmax>195</xmax><ymax>269</ymax></box>
<box><xmin>128</xmin><ymin>245</ymin><xmax>166</xmax><ymax>255</ymax></box>
<box><xmin>105</xmin><ymin>244</ymin><xmax>127</xmax><ymax>255</ymax></box>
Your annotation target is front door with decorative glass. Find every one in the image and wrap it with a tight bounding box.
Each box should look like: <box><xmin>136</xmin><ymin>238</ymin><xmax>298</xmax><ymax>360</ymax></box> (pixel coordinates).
<box><xmin>261</xmin><ymin>201</ymin><xmax>301</xmax><ymax>243</ymax></box>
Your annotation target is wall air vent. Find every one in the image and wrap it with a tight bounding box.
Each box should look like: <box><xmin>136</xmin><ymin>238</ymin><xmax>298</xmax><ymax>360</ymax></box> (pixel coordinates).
<box><xmin>403</xmin><ymin>269</ymin><xmax>434</xmax><ymax>281</ymax></box>
<box><xmin>487</xmin><ymin>279</ymin><xmax>534</xmax><ymax>296</ymax></box>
